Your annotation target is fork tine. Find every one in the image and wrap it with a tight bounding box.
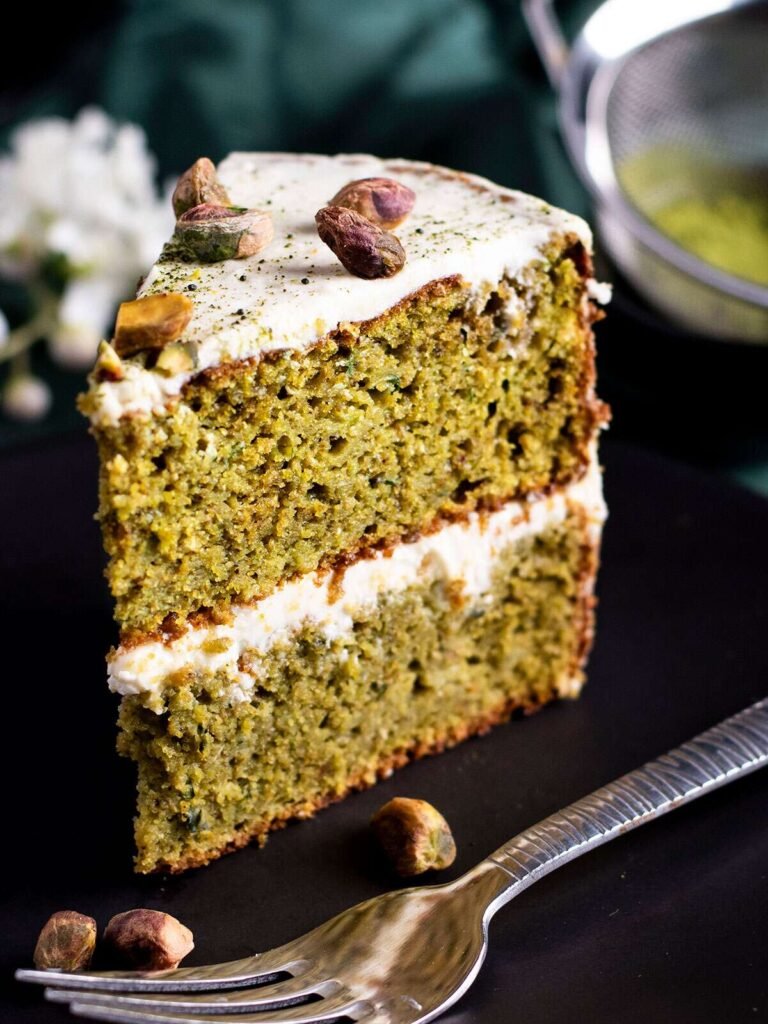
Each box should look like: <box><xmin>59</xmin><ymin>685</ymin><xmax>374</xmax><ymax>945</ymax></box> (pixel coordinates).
<box><xmin>69</xmin><ymin>992</ymin><xmax>374</xmax><ymax>1023</ymax></box>
<box><xmin>15</xmin><ymin>952</ymin><xmax>307</xmax><ymax>993</ymax></box>
<box><xmin>46</xmin><ymin>972</ymin><xmax>341</xmax><ymax>1013</ymax></box>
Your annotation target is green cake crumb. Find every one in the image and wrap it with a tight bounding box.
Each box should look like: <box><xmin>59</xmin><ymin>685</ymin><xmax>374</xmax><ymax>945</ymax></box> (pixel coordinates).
<box><xmin>118</xmin><ymin>512</ymin><xmax>595</xmax><ymax>873</ymax></box>
<box><xmin>89</xmin><ymin>238</ymin><xmax>602</xmax><ymax>636</ymax></box>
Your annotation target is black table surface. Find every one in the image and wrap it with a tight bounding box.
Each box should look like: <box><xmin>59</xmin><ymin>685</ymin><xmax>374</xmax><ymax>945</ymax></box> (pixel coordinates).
<box><xmin>1</xmin><ymin>432</ymin><xmax>767</xmax><ymax>1023</ymax></box>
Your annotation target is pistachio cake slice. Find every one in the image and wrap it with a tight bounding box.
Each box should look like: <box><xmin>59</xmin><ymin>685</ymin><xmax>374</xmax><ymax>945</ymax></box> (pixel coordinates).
<box><xmin>82</xmin><ymin>153</ymin><xmax>609</xmax><ymax>872</ymax></box>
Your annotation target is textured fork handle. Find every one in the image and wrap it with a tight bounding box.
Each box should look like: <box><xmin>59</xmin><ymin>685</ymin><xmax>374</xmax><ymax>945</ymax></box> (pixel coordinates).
<box><xmin>488</xmin><ymin>699</ymin><xmax>768</xmax><ymax>901</ymax></box>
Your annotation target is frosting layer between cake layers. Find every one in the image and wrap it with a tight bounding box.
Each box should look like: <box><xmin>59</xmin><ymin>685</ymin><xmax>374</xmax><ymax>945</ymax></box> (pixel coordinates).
<box><xmin>109</xmin><ymin>454</ymin><xmax>606</xmax><ymax>710</ymax></box>
<box><xmin>89</xmin><ymin>152</ymin><xmax>593</xmax><ymax>426</ymax></box>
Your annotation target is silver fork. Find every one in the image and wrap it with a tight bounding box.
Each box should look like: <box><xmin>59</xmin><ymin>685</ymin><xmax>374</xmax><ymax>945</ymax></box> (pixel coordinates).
<box><xmin>18</xmin><ymin>698</ymin><xmax>768</xmax><ymax>1024</ymax></box>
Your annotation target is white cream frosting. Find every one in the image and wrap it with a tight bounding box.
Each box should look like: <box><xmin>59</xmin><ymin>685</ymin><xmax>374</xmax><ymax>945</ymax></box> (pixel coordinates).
<box><xmin>88</xmin><ymin>152</ymin><xmax>593</xmax><ymax>427</ymax></box>
<box><xmin>108</xmin><ymin>455</ymin><xmax>606</xmax><ymax>710</ymax></box>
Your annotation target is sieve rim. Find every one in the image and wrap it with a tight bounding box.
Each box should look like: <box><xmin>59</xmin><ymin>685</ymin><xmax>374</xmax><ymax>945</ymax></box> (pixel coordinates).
<box><xmin>555</xmin><ymin>0</ymin><xmax>768</xmax><ymax>310</ymax></box>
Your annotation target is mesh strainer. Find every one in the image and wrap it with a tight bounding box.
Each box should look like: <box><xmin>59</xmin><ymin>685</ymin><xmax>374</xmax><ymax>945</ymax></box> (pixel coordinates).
<box><xmin>523</xmin><ymin>0</ymin><xmax>768</xmax><ymax>343</ymax></box>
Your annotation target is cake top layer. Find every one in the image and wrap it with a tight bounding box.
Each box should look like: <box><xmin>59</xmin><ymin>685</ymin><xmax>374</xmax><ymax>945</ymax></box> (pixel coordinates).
<box><xmin>87</xmin><ymin>153</ymin><xmax>591</xmax><ymax>426</ymax></box>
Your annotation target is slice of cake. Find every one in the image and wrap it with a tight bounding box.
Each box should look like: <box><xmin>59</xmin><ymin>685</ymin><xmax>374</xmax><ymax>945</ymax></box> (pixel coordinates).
<box><xmin>81</xmin><ymin>153</ymin><xmax>609</xmax><ymax>873</ymax></box>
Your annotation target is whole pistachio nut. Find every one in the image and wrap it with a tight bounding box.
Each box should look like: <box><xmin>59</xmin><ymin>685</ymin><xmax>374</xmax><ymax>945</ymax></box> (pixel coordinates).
<box><xmin>371</xmin><ymin>797</ymin><xmax>457</xmax><ymax>876</ymax></box>
<box><xmin>329</xmin><ymin>177</ymin><xmax>415</xmax><ymax>228</ymax></box>
<box><xmin>103</xmin><ymin>909</ymin><xmax>194</xmax><ymax>971</ymax></box>
<box><xmin>113</xmin><ymin>293</ymin><xmax>194</xmax><ymax>357</ymax></box>
<box><xmin>33</xmin><ymin>910</ymin><xmax>97</xmax><ymax>970</ymax></box>
<box><xmin>174</xmin><ymin>204</ymin><xmax>274</xmax><ymax>262</ymax></box>
<box><xmin>315</xmin><ymin>206</ymin><xmax>406</xmax><ymax>279</ymax></box>
<box><xmin>172</xmin><ymin>157</ymin><xmax>231</xmax><ymax>218</ymax></box>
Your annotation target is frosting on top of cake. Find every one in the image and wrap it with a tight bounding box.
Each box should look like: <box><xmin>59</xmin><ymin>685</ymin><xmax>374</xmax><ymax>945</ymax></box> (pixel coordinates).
<box><xmin>88</xmin><ymin>153</ymin><xmax>592</xmax><ymax>426</ymax></box>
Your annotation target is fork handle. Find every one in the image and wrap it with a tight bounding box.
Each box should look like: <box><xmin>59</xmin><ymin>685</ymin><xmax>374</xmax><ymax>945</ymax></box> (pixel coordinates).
<box><xmin>487</xmin><ymin>699</ymin><xmax>768</xmax><ymax>902</ymax></box>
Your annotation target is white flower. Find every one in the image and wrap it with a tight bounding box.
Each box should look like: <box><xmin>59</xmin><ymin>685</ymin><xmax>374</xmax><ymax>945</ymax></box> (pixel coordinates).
<box><xmin>2</xmin><ymin>374</ymin><xmax>52</xmax><ymax>421</ymax></box>
<box><xmin>50</xmin><ymin>275</ymin><xmax>125</xmax><ymax>368</ymax></box>
<box><xmin>44</xmin><ymin>219</ymin><xmax>95</xmax><ymax>271</ymax></box>
<box><xmin>0</xmin><ymin>106</ymin><xmax>174</xmax><ymax>370</ymax></box>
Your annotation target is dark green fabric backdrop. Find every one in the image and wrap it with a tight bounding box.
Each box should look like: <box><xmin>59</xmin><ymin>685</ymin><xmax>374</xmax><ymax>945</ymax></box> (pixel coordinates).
<box><xmin>7</xmin><ymin>0</ymin><xmax>590</xmax><ymax>207</ymax></box>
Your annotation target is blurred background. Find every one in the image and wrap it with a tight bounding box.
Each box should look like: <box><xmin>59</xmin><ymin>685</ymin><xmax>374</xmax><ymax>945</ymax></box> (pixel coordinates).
<box><xmin>1</xmin><ymin>0</ymin><xmax>767</xmax><ymax>489</ymax></box>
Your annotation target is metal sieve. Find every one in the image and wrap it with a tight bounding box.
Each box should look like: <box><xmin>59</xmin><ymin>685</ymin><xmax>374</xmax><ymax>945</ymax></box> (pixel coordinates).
<box><xmin>523</xmin><ymin>0</ymin><xmax>768</xmax><ymax>343</ymax></box>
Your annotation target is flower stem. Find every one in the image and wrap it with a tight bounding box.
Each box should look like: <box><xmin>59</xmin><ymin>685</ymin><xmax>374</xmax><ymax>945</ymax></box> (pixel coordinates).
<box><xmin>0</xmin><ymin>288</ymin><xmax>58</xmax><ymax>366</ymax></box>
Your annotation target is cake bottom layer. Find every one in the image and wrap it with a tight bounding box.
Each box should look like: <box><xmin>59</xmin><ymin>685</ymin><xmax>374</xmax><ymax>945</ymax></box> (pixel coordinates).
<box><xmin>118</xmin><ymin>506</ymin><xmax>600</xmax><ymax>873</ymax></box>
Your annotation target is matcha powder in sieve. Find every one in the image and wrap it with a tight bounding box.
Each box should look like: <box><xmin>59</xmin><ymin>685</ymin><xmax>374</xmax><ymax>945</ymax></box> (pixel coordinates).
<box><xmin>620</xmin><ymin>148</ymin><xmax>768</xmax><ymax>287</ymax></box>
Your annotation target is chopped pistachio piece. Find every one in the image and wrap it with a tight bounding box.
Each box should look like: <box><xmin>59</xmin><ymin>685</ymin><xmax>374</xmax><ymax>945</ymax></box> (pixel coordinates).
<box><xmin>93</xmin><ymin>340</ymin><xmax>124</xmax><ymax>382</ymax></box>
<box><xmin>113</xmin><ymin>293</ymin><xmax>194</xmax><ymax>357</ymax></box>
<box><xmin>155</xmin><ymin>342</ymin><xmax>195</xmax><ymax>376</ymax></box>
